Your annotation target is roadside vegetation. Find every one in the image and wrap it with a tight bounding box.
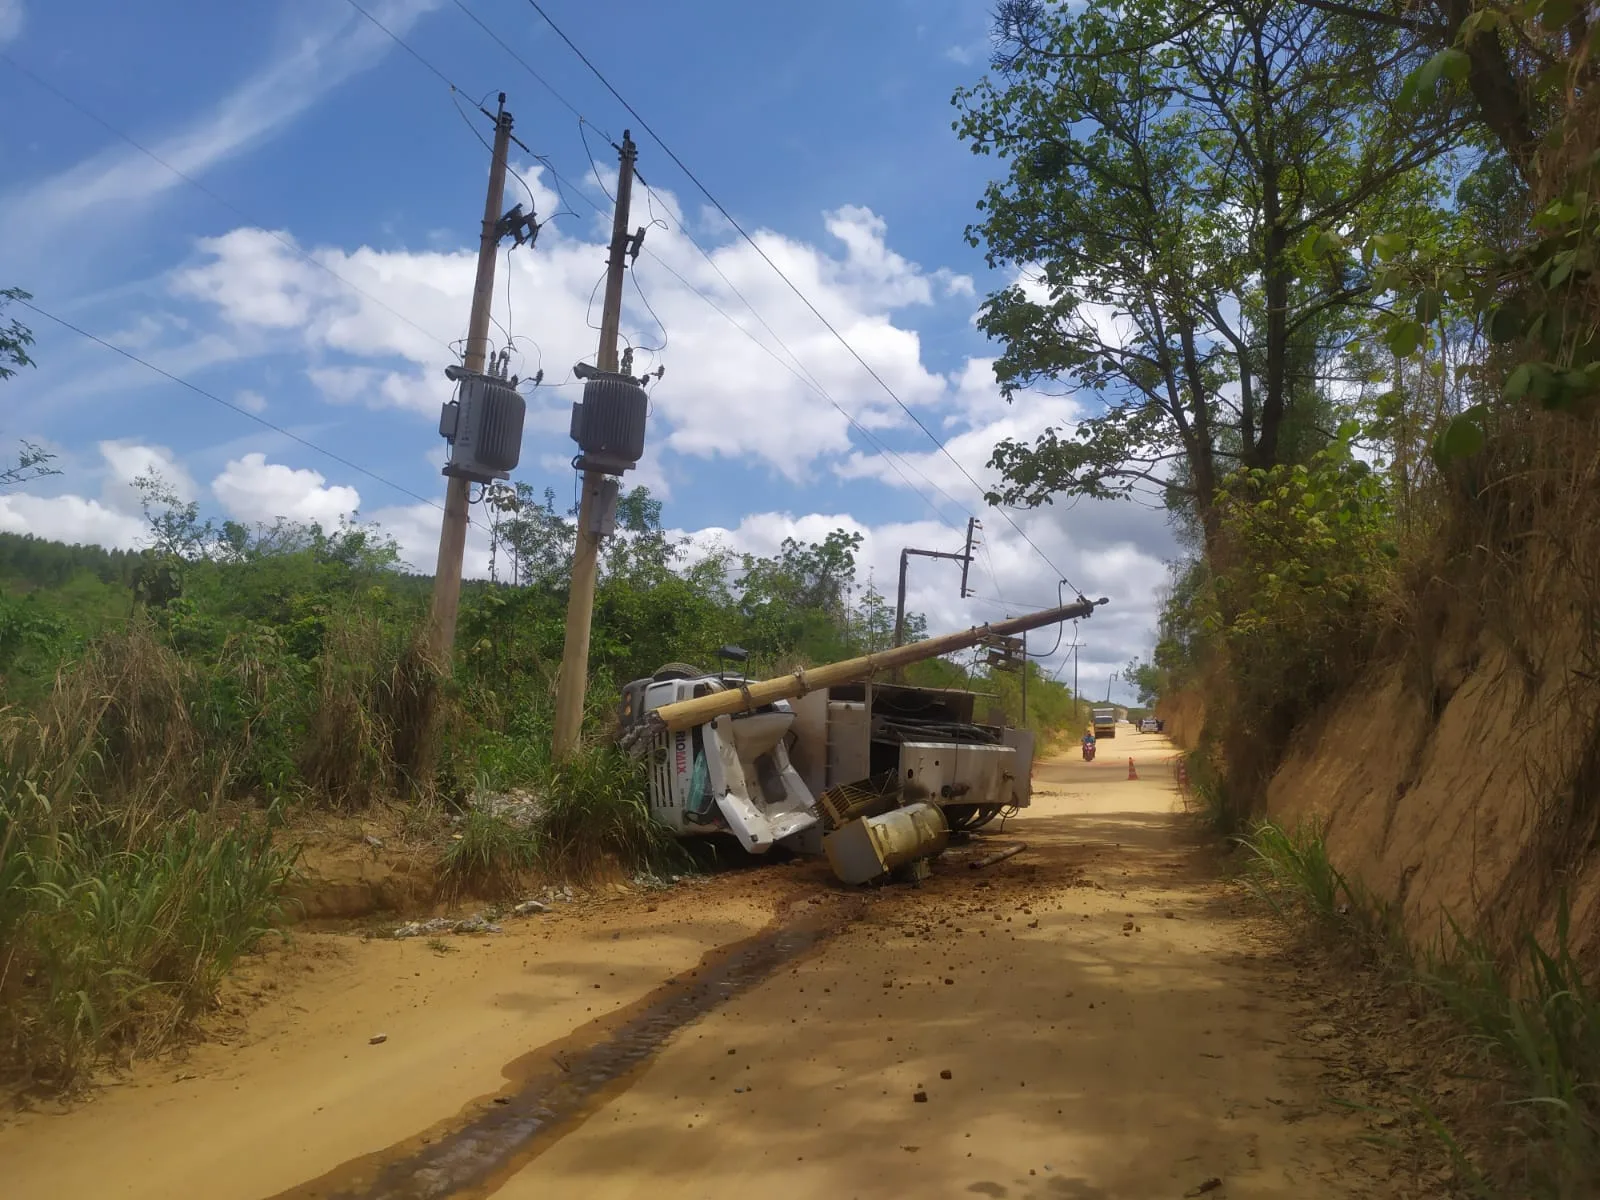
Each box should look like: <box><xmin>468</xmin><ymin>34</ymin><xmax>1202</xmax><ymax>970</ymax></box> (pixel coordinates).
<box><xmin>0</xmin><ymin>291</ymin><xmax>1088</xmax><ymax>1088</ymax></box>
<box><xmin>958</xmin><ymin>0</ymin><xmax>1599</xmax><ymax>1193</ymax></box>
<box><xmin>1244</xmin><ymin>821</ymin><xmax>1600</xmax><ymax>1197</ymax></box>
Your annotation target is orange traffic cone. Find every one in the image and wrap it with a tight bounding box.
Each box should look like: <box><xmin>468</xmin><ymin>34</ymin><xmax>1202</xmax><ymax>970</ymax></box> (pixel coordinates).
<box><xmin>1127</xmin><ymin>757</ymin><xmax>1139</xmax><ymax>781</ymax></box>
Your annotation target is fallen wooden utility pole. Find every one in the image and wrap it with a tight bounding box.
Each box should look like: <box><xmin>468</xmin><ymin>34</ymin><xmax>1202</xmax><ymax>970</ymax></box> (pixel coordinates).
<box><xmin>646</xmin><ymin>595</ymin><xmax>1107</xmax><ymax>735</ymax></box>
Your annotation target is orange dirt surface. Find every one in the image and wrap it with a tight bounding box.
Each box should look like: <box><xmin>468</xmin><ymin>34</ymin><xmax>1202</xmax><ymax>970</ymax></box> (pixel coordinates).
<box><xmin>2</xmin><ymin>730</ymin><xmax>1409</xmax><ymax>1199</ymax></box>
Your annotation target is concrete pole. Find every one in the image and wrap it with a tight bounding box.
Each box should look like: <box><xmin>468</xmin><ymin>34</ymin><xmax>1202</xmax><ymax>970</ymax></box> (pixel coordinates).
<box><xmin>1020</xmin><ymin>629</ymin><xmax>1028</xmax><ymax>729</ymax></box>
<box><xmin>428</xmin><ymin>95</ymin><xmax>513</xmax><ymax>667</ymax></box>
<box><xmin>893</xmin><ymin>548</ymin><xmax>910</xmax><ymax>649</ymax></box>
<box><xmin>552</xmin><ymin>132</ymin><xmax>637</xmax><ymax>761</ymax></box>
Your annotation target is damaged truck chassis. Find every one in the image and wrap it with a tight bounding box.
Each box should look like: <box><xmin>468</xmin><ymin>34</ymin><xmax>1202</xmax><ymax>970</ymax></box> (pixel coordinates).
<box><xmin>617</xmin><ymin>596</ymin><xmax>1107</xmax><ymax>885</ymax></box>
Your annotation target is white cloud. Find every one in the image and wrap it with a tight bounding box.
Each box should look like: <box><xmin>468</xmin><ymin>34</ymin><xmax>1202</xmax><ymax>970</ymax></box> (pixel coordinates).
<box><xmin>211</xmin><ymin>453</ymin><xmax>360</xmax><ymax>528</ymax></box>
<box><xmin>0</xmin><ymin>492</ymin><xmax>145</xmax><ymax>549</ymax></box>
<box><xmin>365</xmin><ymin>500</ymin><xmax>492</xmax><ymax>579</ymax></box>
<box><xmin>235</xmin><ymin>389</ymin><xmax>267</xmax><ymax>414</ymax></box>
<box><xmin>0</xmin><ymin>0</ymin><xmax>444</xmax><ymax>263</ymax></box>
<box><xmin>0</xmin><ymin>0</ymin><xmax>22</xmax><ymax>47</ymax></box>
<box><xmin>97</xmin><ymin>440</ymin><xmax>197</xmax><ymax>509</ymax></box>
<box><xmin>171</xmin><ymin>188</ymin><xmax>971</xmax><ymax>481</ymax></box>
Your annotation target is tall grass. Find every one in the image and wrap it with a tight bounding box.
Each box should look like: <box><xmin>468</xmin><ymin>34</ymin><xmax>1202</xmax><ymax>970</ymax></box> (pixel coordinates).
<box><xmin>1419</xmin><ymin>903</ymin><xmax>1600</xmax><ymax>1197</ymax></box>
<box><xmin>1240</xmin><ymin>818</ymin><xmax>1349</xmax><ymax>925</ymax></box>
<box><xmin>1244</xmin><ymin>820</ymin><xmax>1600</xmax><ymax>1198</ymax></box>
<box><xmin>301</xmin><ymin>613</ymin><xmax>442</xmax><ymax>808</ymax></box>
<box><xmin>438</xmin><ymin>800</ymin><xmax>537</xmax><ymax>898</ymax></box>
<box><xmin>1185</xmin><ymin>745</ymin><xmax>1245</xmax><ymax>836</ymax></box>
<box><xmin>0</xmin><ymin>766</ymin><xmax>293</xmax><ymax>1087</ymax></box>
<box><xmin>532</xmin><ymin>742</ymin><xmax>689</xmax><ymax>882</ymax></box>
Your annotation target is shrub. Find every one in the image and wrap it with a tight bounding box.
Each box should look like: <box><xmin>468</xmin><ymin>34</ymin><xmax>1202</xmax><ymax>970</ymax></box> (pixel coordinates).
<box><xmin>438</xmin><ymin>802</ymin><xmax>537</xmax><ymax>898</ymax></box>
<box><xmin>0</xmin><ymin>769</ymin><xmax>293</xmax><ymax>1087</ymax></box>
<box><xmin>533</xmin><ymin>742</ymin><xmax>688</xmax><ymax>882</ymax></box>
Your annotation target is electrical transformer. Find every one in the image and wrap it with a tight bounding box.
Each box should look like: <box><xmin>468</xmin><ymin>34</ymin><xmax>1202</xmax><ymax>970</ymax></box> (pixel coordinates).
<box><xmin>569</xmin><ymin>372</ymin><xmax>648</xmax><ymax>475</ymax></box>
<box><xmin>439</xmin><ymin>373</ymin><xmax>525</xmax><ymax>483</ymax></box>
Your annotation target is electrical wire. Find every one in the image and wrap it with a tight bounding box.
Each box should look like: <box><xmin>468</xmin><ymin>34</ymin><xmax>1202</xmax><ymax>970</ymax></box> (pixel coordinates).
<box><xmin>342</xmin><ymin>0</ymin><xmax>463</xmax><ymax>91</ymax></box>
<box><xmin>629</xmin><ymin>247</ymin><xmax>967</xmax><ymax>528</ymax></box>
<box><xmin>0</xmin><ymin>50</ymin><xmax>459</xmax><ymax>358</ymax></box>
<box><xmin>1029</xmin><ymin>580</ymin><xmax>1068</xmax><ymax>657</ymax></box>
<box><xmin>521</xmin><ymin>0</ymin><xmax>1089</xmax><ymax>600</ymax></box>
<box><xmin>17</xmin><ymin>298</ymin><xmax>443</xmax><ymax>510</ymax></box>
<box><xmin>578</xmin><ymin>119</ymin><xmax>615</xmax><ymax>204</ymax></box>
<box><xmin>583</xmin><ymin>265</ymin><xmax>607</xmax><ymax>334</ymax></box>
<box><xmin>448</xmin><ymin>0</ymin><xmax>587</xmax><ymax>123</ymax></box>
<box><xmin>629</xmin><ymin>268</ymin><xmax>668</xmax><ymax>354</ymax></box>
<box><xmin>443</xmin><ymin>12</ymin><xmax>986</xmax><ymax>546</ymax></box>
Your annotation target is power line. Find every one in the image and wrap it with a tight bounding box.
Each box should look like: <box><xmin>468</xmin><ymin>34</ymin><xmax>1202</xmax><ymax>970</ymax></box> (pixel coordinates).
<box><xmin>630</xmin><ymin>248</ymin><xmax>959</xmax><ymax>519</ymax></box>
<box><xmin>520</xmin><ymin>0</ymin><xmax>1088</xmax><ymax>599</ymax></box>
<box><xmin>16</xmin><ymin>298</ymin><xmax>443</xmax><ymax>511</ymax></box>
<box><xmin>448</xmin><ymin>0</ymin><xmax>586</xmax><ymax>122</ymax></box>
<box><xmin>341</xmin><ymin>0</ymin><xmax>464</xmax><ymax>93</ymax></box>
<box><xmin>444</xmin><ymin>7</ymin><xmax>992</xmax><ymax>549</ymax></box>
<box><xmin>0</xmin><ymin>50</ymin><xmax>460</xmax><ymax>358</ymax></box>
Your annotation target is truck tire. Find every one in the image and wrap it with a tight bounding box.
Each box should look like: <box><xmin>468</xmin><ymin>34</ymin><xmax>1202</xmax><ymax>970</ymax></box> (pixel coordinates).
<box><xmin>652</xmin><ymin>662</ymin><xmax>705</xmax><ymax>681</ymax></box>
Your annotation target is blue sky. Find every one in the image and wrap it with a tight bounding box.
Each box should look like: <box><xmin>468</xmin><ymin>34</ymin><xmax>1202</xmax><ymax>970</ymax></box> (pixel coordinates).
<box><xmin>0</xmin><ymin>0</ymin><xmax>1174</xmax><ymax>701</ymax></box>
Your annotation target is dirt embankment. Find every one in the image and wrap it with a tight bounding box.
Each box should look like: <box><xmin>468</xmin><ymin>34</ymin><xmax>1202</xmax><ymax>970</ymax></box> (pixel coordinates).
<box><xmin>1156</xmin><ymin>690</ymin><xmax>1206</xmax><ymax>751</ymax></box>
<box><xmin>1256</xmin><ymin>607</ymin><xmax>1600</xmax><ymax>961</ymax></box>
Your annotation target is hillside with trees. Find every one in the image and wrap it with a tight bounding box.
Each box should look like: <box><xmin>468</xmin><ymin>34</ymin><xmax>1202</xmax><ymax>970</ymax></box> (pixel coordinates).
<box><xmin>956</xmin><ymin>0</ymin><xmax>1600</xmax><ymax>1190</ymax></box>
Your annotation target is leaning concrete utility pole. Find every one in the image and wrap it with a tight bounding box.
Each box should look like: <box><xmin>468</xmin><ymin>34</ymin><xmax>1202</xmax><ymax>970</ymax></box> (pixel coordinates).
<box><xmin>552</xmin><ymin>131</ymin><xmax>638</xmax><ymax>760</ymax></box>
<box><xmin>428</xmin><ymin>95</ymin><xmax>514</xmax><ymax>666</ymax></box>
<box><xmin>893</xmin><ymin>545</ymin><xmax>974</xmax><ymax>650</ymax></box>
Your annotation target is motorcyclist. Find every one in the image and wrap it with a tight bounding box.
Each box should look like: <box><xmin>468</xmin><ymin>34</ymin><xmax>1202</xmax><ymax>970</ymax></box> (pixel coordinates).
<box><xmin>1081</xmin><ymin>725</ymin><xmax>1096</xmax><ymax>758</ymax></box>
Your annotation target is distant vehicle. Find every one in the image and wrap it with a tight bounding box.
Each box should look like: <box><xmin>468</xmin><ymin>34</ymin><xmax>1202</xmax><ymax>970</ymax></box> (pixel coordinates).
<box><xmin>1139</xmin><ymin>717</ymin><xmax>1161</xmax><ymax>733</ymax></box>
<box><xmin>1091</xmin><ymin>706</ymin><xmax>1117</xmax><ymax>739</ymax></box>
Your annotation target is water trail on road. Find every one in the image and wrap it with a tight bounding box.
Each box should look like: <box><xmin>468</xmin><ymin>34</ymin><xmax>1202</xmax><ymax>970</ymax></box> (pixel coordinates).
<box><xmin>270</xmin><ymin>901</ymin><xmax>855</xmax><ymax>1200</ymax></box>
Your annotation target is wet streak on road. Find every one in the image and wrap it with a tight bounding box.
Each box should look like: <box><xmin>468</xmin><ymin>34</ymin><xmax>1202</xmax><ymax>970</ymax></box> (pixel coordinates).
<box><xmin>270</xmin><ymin>901</ymin><xmax>856</xmax><ymax>1200</ymax></box>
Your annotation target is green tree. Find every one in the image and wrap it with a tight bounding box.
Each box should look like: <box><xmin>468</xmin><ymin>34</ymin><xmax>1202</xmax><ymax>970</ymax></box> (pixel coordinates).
<box><xmin>1124</xmin><ymin>655</ymin><xmax>1161</xmax><ymax>707</ymax></box>
<box><xmin>955</xmin><ymin>0</ymin><xmax>1458</xmax><ymax>545</ymax></box>
<box><xmin>0</xmin><ymin>287</ymin><xmax>60</xmax><ymax>490</ymax></box>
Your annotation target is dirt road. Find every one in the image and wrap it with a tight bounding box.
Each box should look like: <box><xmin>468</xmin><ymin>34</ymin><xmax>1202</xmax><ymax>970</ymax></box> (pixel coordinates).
<box><xmin>1</xmin><ymin>733</ymin><xmax>1394</xmax><ymax>1199</ymax></box>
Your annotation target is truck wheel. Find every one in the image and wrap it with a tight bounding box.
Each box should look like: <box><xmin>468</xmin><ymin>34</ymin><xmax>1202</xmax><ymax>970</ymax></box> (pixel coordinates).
<box><xmin>652</xmin><ymin>662</ymin><xmax>705</xmax><ymax>681</ymax></box>
<box><xmin>942</xmin><ymin>804</ymin><xmax>979</xmax><ymax>831</ymax></box>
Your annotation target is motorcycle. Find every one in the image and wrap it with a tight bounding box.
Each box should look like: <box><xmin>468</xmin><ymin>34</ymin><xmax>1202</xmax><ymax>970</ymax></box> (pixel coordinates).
<box><xmin>1081</xmin><ymin>740</ymin><xmax>1096</xmax><ymax>762</ymax></box>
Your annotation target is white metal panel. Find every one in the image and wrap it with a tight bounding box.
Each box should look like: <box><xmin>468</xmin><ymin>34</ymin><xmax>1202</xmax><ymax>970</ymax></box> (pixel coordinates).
<box><xmin>826</xmin><ymin>700</ymin><xmax>871</xmax><ymax>787</ymax></box>
<box><xmin>1001</xmin><ymin>728</ymin><xmax>1034</xmax><ymax>808</ymax></box>
<box><xmin>788</xmin><ymin>689</ymin><xmax>830</xmax><ymax>796</ymax></box>
<box><xmin>897</xmin><ymin>741</ymin><xmax>1017</xmax><ymax>808</ymax></box>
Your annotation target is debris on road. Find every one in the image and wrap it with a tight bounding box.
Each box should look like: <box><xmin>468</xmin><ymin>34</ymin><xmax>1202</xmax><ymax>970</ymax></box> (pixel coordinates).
<box><xmin>393</xmin><ymin>912</ymin><xmax>504</xmax><ymax>939</ymax></box>
<box><xmin>969</xmin><ymin>842</ymin><xmax>1027</xmax><ymax>870</ymax></box>
<box><xmin>368</xmin><ymin>1033</ymin><xmax>387</xmax><ymax>1045</ymax></box>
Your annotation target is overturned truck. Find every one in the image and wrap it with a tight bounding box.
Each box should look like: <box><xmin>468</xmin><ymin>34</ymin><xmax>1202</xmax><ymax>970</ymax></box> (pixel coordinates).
<box><xmin>617</xmin><ymin>595</ymin><xmax>1108</xmax><ymax>883</ymax></box>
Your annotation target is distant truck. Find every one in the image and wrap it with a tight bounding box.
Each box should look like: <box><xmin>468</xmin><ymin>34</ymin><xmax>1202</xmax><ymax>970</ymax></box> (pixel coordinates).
<box><xmin>1091</xmin><ymin>706</ymin><xmax>1117</xmax><ymax>739</ymax></box>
